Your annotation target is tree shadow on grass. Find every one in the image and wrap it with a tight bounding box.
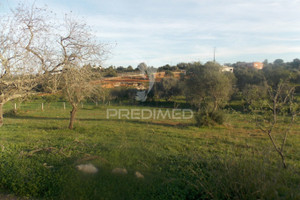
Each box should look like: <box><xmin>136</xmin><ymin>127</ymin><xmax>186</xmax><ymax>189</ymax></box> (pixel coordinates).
<box><xmin>5</xmin><ymin>115</ymin><xmax>194</xmax><ymax>129</ymax></box>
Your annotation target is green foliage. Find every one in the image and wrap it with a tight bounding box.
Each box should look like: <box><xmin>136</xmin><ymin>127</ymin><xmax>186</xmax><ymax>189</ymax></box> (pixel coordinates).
<box><xmin>241</xmin><ymin>84</ymin><xmax>268</xmax><ymax>111</ymax></box>
<box><xmin>157</xmin><ymin>64</ymin><xmax>178</xmax><ymax>72</ymax></box>
<box><xmin>263</xmin><ymin>65</ymin><xmax>292</xmax><ymax>86</ymax></box>
<box><xmin>194</xmin><ymin>110</ymin><xmax>226</xmax><ymax>126</ymax></box>
<box><xmin>103</xmin><ymin>68</ymin><xmax>117</xmax><ymax>77</ymax></box>
<box><xmin>155</xmin><ymin>77</ymin><xmax>182</xmax><ymax>101</ymax></box>
<box><xmin>164</xmin><ymin>70</ymin><xmax>174</xmax><ymax>77</ymax></box>
<box><xmin>185</xmin><ymin>62</ymin><xmax>233</xmax><ymax>113</ymax></box>
<box><xmin>110</xmin><ymin>87</ymin><xmax>137</xmax><ymax>102</ymax></box>
<box><xmin>233</xmin><ymin>66</ymin><xmax>265</xmax><ymax>90</ymax></box>
<box><xmin>273</xmin><ymin>59</ymin><xmax>284</xmax><ymax>66</ymax></box>
<box><xmin>291</xmin><ymin>58</ymin><xmax>300</xmax><ymax>69</ymax></box>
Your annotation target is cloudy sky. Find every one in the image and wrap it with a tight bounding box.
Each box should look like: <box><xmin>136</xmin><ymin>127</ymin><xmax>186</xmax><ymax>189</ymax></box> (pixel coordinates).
<box><xmin>1</xmin><ymin>0</ymin><xmax>300</xmax><ymax>67</ymax></box>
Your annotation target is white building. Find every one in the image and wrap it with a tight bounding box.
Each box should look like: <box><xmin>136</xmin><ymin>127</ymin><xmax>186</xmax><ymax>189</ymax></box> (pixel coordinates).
<box><xmin>221</xmin><ymin>66</ymin><xmax>233</xmax><ymax>72</ymax></box>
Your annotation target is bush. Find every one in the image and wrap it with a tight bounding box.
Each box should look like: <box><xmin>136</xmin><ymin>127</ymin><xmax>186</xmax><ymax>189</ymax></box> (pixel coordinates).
<box><xmin>195</xmin><ymin>110</ymin><xmax>225</xmax><ymax>126</ymax></box>
<box><xmin>103</xmin><ymin>70</ymin><xmax>117</xmax><ymax>77</ymax></box>
<box><xmin>155</xmin><ymin>77</ymin><xmax>182</xmax><ymax>101</ymax></box>
<box><xmin>164</xmin><ymin>70</ymin><xmax>174</xmax><ymax>77</ymax></box>
<box><xmin>3</xmin><ymin>109</ymin><xmax>22</xmax><ymax>118</ymax></box>
<box><xmin>110</xmin><ymin>87</ymin><xmax>137</xmax><ymax>102</ymax></box>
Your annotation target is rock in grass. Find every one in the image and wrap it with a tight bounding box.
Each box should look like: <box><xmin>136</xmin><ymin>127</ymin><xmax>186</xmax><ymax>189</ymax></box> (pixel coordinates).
<box><xmin>76</xmin><ymin>164</ymin><xmax>98</xmax><ymax>174</ymax></box>
<box><xmin>43</xmin><ymin>163</ymin><xmax>54</xmax><ymax>169</ymax></box>
<box><xmin>112</xmin><ymin>168</ymin><xmax>127</xmax><ymax>175</ymax></box>
<box><xmin>135</xmin><ymin>171</ymin><xmax>144</xmax><ymax>179</ymax></box>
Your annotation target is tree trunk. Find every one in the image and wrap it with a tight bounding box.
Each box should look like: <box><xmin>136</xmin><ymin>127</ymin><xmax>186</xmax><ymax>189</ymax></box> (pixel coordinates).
<box><xmin>279</xmin><ymin>152</ymin><xmax>287</xmax><ymax>169</ymax></box>
<box><xmin>213</xmin><ymin>100</ymin><xmax>218</xmax><ymax>113</ymax></box>
<box><xmin>68</xmin><ymin>106</ymin><xmax>77</xmax><ymax>129</ymax></box>
<box><xmin>0</xmin><ymin>103</ymin><xmax>3</xmax><ymax>127</ymax></box>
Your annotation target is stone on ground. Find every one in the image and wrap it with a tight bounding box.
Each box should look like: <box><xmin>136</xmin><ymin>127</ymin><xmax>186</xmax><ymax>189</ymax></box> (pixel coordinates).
<box><xmin>135</xmin><ymin>171</ymin><xmax>144</xmax><ymax>179</ymax></box>
<box><xmin>76</xmin><ymin>163</ymin><xmax>98</xmax><ymax>174</ymax></box>
<box><xmin>112</xmin><ymin>168</ymin><xmax>128</xmax><ymax>175</ymax></box>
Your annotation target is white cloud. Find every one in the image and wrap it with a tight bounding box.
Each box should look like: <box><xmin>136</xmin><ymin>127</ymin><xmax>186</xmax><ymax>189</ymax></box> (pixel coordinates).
<box><xmin>2</xmin><ymin>0</ymin><xmax>300</xmax><ymax>66</ymax></box>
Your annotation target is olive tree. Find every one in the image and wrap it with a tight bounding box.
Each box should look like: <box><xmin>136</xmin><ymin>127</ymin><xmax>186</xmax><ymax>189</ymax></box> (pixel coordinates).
<box><xmin>185</xmin><ymin>62</ymin><xmax>233</xmax><ymax>126</ymax></box>
<box><xmin>241</xmin><ymin>84</ymin><xmax>268</xmax><ymax>111</ymax></box>
<box><xmin>185</xmin><ymin>62</ymin><xmax>232</xmax><ymax>111</ymax></box>
<box><xmin>155</xmin><ymin>77</ymin><xmax>181</xmax><ymax>101</ymax></box>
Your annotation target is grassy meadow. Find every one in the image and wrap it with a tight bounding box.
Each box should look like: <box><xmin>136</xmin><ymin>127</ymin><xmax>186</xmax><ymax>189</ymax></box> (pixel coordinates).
<box><xmin>0</xmin><ymin>100</ymin><xmax>299</xmax><ymax>199</ymax></box>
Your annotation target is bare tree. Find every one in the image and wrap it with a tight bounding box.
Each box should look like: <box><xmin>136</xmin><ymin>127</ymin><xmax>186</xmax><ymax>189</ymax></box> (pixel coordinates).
<box><xmin>57</xmin><ymin>16</ymin><xmax>106</xmax><ymax>129</ymax></box>
<box><xmin>89</xmin><ymin>86</ymin><xmax>110</xmax><ymax>104</ymax></box>
<box><xmin>0</xmin><ymin>4</ymin><xmax>52</xmax><ymax>126</ymax></box>
<box><xmin>252</xmin><ymin>80</ymin><xmax>299</xmax><ymax>168</ymax></box>
<box><xmin>61</xmin><ymin>66</ymin><xmax>95</xmax><ymax>129</ymax></box>
<box><xmin>0</xmin><ymin>4</ymin><xmax>106</xmax><ymax>128</ymax></box>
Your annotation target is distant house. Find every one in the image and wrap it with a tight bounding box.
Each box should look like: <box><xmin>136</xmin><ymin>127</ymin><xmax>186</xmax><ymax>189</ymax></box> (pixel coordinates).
<box><xmin>221</xmin><ymin>66</ymin><xmax>234</xmax><ymax>72</ymax></box>
<box><xmin>246</xmin><ymin>62</ymin><xmax>264</xmax><ymax>70</ymax></box>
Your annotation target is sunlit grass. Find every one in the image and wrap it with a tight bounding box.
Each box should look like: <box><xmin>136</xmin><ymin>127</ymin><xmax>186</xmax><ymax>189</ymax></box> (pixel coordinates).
<box><xmin>0</xmin><ymin>101</ymin><xmax>299</xmax><ymax>199</ymax></box>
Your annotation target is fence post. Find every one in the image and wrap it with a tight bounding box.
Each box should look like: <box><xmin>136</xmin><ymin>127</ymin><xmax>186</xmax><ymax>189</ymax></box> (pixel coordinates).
<box><xmin>63</xmin><ymin>102</ymin><xmax>66</xmax><ymax>110</ymax></box>
<box><xmin>14</xmin><ymin>103</ymin><xmax>17</xmax><ymax>111</ymax></box>
<box><xmin>42</xmin><ymin>103</ymin><xmax>44</xmax><ymax>111</ymax></box>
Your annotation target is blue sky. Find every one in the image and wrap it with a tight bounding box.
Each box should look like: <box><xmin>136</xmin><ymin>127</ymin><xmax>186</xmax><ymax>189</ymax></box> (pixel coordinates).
<box><xmin>1</xmin><ymin>0</ymin><xmax>300</xmax><ymax>67</ymax></box>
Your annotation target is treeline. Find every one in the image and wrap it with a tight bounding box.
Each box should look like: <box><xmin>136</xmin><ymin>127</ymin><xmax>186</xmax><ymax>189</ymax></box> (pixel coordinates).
<box><xmin>96</xmin><ymin>58</ymin><xmax>300</xmax><ymax>80</ymax></box>
<box><xmin>28</xmin><ymin>58</ymin><xmax>300</xmax><ymax>128</ymax></box>
<box><xmin>98</xmin><ymin>62</ymin><xmax>198</xmax><ymax>77</ymax></box>
<box><xmin>101</xmin><ymin>60</ymin><xmax>299</xmax><ymax>126</ymax></box>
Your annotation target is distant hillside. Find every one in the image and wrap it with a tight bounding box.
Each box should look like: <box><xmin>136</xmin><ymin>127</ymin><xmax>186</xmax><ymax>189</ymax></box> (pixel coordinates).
<box><xmin>93</xmin><ymin>71</ymin><xmax>185</xmax><ymax>88</ymax></box>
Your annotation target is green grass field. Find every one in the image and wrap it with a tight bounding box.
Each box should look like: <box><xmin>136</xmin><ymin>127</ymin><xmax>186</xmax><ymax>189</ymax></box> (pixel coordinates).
<box><xmin>0</xmin><ymin>101</ymin><xmax>299</xmax><ymax>199</ymax></box>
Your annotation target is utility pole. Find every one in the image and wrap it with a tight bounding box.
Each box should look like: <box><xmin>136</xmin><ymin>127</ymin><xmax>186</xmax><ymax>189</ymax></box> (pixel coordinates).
<box><xmin>213</xmin><ymin>47</ymin><xmax>216</xmax><ymax>62</ymax></box>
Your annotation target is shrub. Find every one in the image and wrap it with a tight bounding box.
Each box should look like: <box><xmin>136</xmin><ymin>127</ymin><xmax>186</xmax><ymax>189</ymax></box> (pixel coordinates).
<box><xmin>155</xmin><ymin>77</ymin><xmax>182</xmax><ymax>101</ymax></box>
<box><xmin>195</xmin><ymin>110</ymin><xmax>225</xmax><ymax>126</ymax></box>
<box><xmin>103</xmin><ymin>70</ymin><xmax>117</xmax><ymax>77</ymax></box>
<box><xmin>110</xmin><ymin>87</ymin><xmax>137</xmax><ymax>102</ymax></box>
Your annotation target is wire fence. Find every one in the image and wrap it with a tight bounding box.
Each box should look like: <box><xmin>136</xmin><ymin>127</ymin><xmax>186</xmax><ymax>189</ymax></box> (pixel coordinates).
<box><xmin>3</xmin><ymin>101</ymin><xmax>108</xmax><ymax>112</ymax></box>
